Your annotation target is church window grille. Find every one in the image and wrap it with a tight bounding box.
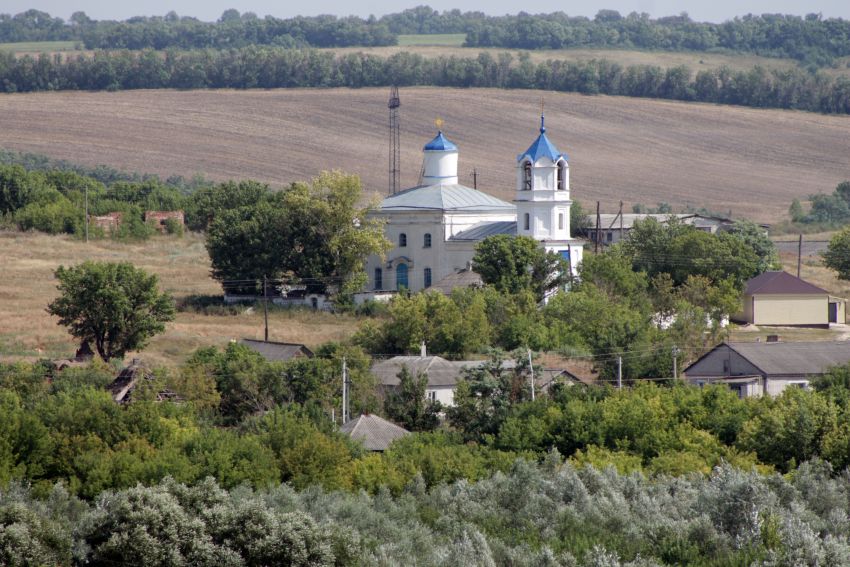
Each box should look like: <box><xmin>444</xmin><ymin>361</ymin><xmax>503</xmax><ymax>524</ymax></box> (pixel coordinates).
<box><xmin>374</xmin><ymin>268</ymin><xmax>383</xmax><ymax>290</ymax></box>
<box><xmin>396</xmin><ymin>264</ymin><xmax>408</xmax><ymax>290</ymax></box>
<box><xmin>424</xmin><ymin>267</ymin><xmax>432</xmax><ymax>288</ymax></box>
<box><xmin>524</xmin><ymin>213</ymin><xmax>530</xmax><ymax>231</ymax></box>
<box><xmin>424</xmin><ymin>233</ymin><xmax>432</xmax><ymax>248</ymax></box>
<box><xmin>399</xmin><ymin>233</ymin><xmax>407</xmax><ymax>247</ymax></box>
<box><xmin>523</xmin><ymin>161</ymin><xmax>532</xmax><ymax>190</ymax></box>
<box><xmin>557</xmin><ymin>162</ymin><xmax>567</xmax><ymax>190</ymax></box>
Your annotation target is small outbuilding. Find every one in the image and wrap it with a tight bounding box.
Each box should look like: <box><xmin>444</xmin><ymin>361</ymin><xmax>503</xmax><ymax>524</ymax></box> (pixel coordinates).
<box><xmin>739</xmin><ymin>271</ymin><xmax>845</xmax><ymax>327</ymax></box>
<box><xmin>340</xmin><ymin>414</ymin><xmax>409</xmax><ymax>451</ymax></box>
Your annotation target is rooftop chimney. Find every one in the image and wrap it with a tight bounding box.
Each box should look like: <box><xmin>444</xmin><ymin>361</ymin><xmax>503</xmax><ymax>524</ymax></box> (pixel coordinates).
<box><xmin>420</xmin><ymin>341</ymin><xmax>427</xmax><ymax>357</ymax></box>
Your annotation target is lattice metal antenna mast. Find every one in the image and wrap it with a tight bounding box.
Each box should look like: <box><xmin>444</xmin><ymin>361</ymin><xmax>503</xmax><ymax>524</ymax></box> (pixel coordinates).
<box><xmin>388</xmin><ymin>85</ymin><xmax>401</xmax><ymax>195</ymax></box>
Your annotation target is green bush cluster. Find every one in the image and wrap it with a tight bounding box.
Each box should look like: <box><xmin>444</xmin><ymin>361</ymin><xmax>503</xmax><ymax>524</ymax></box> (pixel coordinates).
<box><xmin>4</xmin><ymin>458</ymin><xmax>850</xmax><ymax>565</ymax></box>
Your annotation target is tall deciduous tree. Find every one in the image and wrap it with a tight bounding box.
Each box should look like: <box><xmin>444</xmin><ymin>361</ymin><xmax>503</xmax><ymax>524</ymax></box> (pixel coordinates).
<box><xmin>384</xmin><ymin>366</ymin><xmax>441</xmax><ymax>432</ymax></box>
<box><xmin>46</xmin><ymin>261</ymin><xmax>175</xmax><ymax>361</ymax></box>
<box><xmin>822</xmin><ymin>227</ymin><xmax>850</xmax><ymax>280</ymax></box>
<box><xmin>204</xmin><ymin>171</ymin><xmax>390</xmax><ymax>296</ymax></box>
<box><xmin>472</xmin><ymin>235</ymin><xmax>568</xmax><ymax>302</ymax></box>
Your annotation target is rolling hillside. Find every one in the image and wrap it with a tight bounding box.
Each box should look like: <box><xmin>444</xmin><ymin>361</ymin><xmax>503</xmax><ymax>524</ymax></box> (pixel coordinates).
<box><xmin>0</xmin><ymin>87</ymin><xmax>848</xmax><ymax>221</ymax></box>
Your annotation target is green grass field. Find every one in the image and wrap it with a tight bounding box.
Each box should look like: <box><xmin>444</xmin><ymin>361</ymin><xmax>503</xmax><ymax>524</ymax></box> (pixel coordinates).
<box><xmin>0</xmin><ymin>40</ymin><xmax>79</xmax><ymax>53</ymax></box>
<box><xmin>397</xmin><ymin>34</ymin><xmax>466</xmax><ymax>47</ymax></box>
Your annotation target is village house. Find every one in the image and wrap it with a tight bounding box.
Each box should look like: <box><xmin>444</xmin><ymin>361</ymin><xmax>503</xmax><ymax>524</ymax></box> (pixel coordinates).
<box><xmin>371</xmin><ymin>345</ymin><xmax>586</xmax><ymax>407</ymax></box>
<box><xmin>363</xmin><ymin>115</ymin><xmax>584</xmax><ymax>296</ymax></box>
<box><xmin>738</xmin><ymin>271</ymin><xmax>846</xmax><ymax>327</ymax></box>
<box><xmin>683</xmin><ymin>340</ymin><xmax>850</xmax><ymax>397</ymax></box>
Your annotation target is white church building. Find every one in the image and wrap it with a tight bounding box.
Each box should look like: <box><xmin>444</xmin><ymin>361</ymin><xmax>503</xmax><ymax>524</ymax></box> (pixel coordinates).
<box><xmin>365</xmin><ymin>116</ymin><xmax>584</xmax><ymax>294</ymax></box>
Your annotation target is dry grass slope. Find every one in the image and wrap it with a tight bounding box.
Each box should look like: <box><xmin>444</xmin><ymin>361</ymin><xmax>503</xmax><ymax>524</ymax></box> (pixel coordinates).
<box><xmin>0</xmin><ymin>232</ymin><xmax>362</xmax><ymax>367</ymax></box>
<box><xmin>0</xmin><ymin>87</ymin><xmax>847</xmax><ymax>222</ymax></box>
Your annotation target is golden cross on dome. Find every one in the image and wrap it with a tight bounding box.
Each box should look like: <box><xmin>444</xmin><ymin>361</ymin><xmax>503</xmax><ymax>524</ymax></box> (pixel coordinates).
<box><xmin>541</xmin><ymin>97</ymin><xmax>545</xmax><ymax>115</ymax></box>
<box><xmin>435</xmin><ymin>117</ymin><xmax>444</xmax><ymax>131</ymax></box>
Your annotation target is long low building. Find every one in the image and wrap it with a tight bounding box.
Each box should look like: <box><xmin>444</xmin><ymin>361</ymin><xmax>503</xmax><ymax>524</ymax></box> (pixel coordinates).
<box><xmin>683</xmin><ymin>340</ymin><xmax>850</xmax><ymax>397</ymax></box>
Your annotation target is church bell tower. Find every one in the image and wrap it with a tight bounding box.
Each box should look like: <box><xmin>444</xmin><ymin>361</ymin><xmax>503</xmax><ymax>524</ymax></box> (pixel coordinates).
<box><xmin>515</xmin><ymin>114</ymin><xmax>572</xmax><ymax>244</ymax></box>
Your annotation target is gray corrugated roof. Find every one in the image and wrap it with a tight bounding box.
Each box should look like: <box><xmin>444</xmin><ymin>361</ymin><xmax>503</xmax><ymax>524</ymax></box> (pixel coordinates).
<box><xmin>744</xmin><ymin>271</ymin><xmax>828</xmax><ymax>296</ymax></box>
<box><xmin>430</xmin><ymin>269</ymin><xmax>484</xmax><ymax>296</ymax></box>
<box><xmin>590</xmin><ymin>213</ymin><xmax>694</xmax><ymax>230</ymax></box>
<box><xmin>372</xmin><ymin>356</ymin><xmax>471</xmax><ymax>387</ymax></box>
<box><xmin>340</xmin><ymin>414</ymin><xmax>409</xmax><ymax>451</ymax></box>
<box><xmin>728</xmin><ymin>341</ymin><xmax>850</xmax><ymax>376</ymax></box>
<box><xmin>449</xmin><ymin>221</ymin><xmax>517</xmax><ymax>241</ymax></box>
<box><xmin>240</xmin><ymin>339</ymin><xmax>314</xmax><ymax>362</ymax></box>
<box><xmin>380</xmin><ymin>184</ymin><xmax>514</xmax><ymax>212</ymax></box>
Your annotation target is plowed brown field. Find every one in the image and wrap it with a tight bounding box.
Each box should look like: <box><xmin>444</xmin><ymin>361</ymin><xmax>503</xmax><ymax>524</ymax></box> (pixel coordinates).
<box><xmin>0</xmin><ymin>87</ymin><xmax>848</xmax><ymax>222</ymax></box>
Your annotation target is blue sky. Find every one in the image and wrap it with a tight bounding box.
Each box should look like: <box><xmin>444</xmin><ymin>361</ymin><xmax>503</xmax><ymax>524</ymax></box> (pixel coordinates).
<box><xmin>4</xmin><ymin>1</ymin><xmax>850</xmax><ymax>23</ymax></box>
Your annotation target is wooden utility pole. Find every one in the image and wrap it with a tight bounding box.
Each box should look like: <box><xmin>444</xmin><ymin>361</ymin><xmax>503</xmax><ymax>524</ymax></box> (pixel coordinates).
<box><xmin>341</xmin><ymin>357</ymin><xmax>349</xmax><ymax>423</ymax></box>
<box><xmin>797</xmin><ymin>234</ymin><xmax>803</xmax><ymax>278</ymax></box>
<box><xmin>619</xmin><ymin>200</ymin><xmax>623</xmax><ymax>241</ymax></box>
<box><xmin>617</xmin><ymin>356</ymin><xmax>622</xmax><ymax>389</ymax></box>
<box><xmin>672</xmin><ymin>346</ymin><xmax>679</xmax><ymax>379</ymax></box>
<box><xmin>595</xmin><ymin>201</ymin><xmax>601</xmax><ymax>253</ymax></box>
<box><xmin>84</xmin><ymin>185</ymin><xmax>89</xmax><ymax>243</ymax></box>
<box><xmin>527</xmin><ymin>348</ymin><xmax>535</xmax><ymax>401</ymax></box>
<box><xmin>263</xmin><ymin>275</ymin><xmax>269</xmax><ymax>342</ymax></box>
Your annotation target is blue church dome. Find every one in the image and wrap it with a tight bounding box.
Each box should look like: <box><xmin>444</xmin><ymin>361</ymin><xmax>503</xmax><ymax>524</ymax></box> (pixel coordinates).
<box><xmin>517</xmin><ymin>115</ymin><xmax>568</xmax><ymax>163</ymax></box>
<box><xmin>423</xmin><ymin>131</ymin><xmax>458</xmax><ymax>152</ymax></box>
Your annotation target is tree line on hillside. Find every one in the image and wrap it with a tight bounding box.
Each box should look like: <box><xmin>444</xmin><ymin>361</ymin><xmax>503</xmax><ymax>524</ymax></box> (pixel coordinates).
<box><xmin>1</xmin><ymin>48</ymin><xmax>850</xmax><ymax>114</ymax></box>
<box><xmin>0</xmin><ymin>147</ymin><xmax>210</xmax><ymax>191</ymax></box>
<box><xmin>5</xmin><ymin>7</ymin><xmax>850</xmax><ymax>65</ymax></box>
<box><xmin>0</xmin><ymin>163</ymin><xmax>196</xmax><ymax>239</ymax></box>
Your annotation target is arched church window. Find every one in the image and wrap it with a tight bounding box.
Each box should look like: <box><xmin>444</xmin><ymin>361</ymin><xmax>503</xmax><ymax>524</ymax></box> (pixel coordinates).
<box><xmin>424</xmin><ymin>267</ymin><xmax>432</xmax><ymax>288</ymax></box>
<box><xmin>524</xmin><ymin>213</ymin><xmax>530</xmax><ymax>231</ymax></box>
<box><xmin>523</xmin><ymin>161</ymin><xmax>532</xmax><ymax>190</ymax></box>
<box><xmin>558</xmin><ymin>213</ymin><xmax>564</xmax><ymax>231</ymax></box>
<box><xmin>399</xmin><ymin>233</ymin><xmax>407</xmax><ymax>247</ymax></box>
<box><xmin>396</xmin><ymin>264</ymin><xmax>408</xmax><ymax>290</ymax></box>
<box><xmin>424</xmin><ymin>233</ymin><xmax>432</xmax><ymax>248</ymax></box>
<box><xmin>374</xmin><ymin>268</ymin><xmax>383</xmax><ymax>290</ymax></box>
<box><xmin>557</xmin><ymin>161</ymin><xmax>567</xmax><ymax>191</ymax></box>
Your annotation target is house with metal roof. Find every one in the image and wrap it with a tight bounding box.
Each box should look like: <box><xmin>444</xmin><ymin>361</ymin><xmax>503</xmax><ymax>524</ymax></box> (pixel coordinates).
<box><xmin>683</xmin><ymin>340</ymin><xmax>850</xmax><ymax>397</ymax></box>
<box><xmin>364</xmin><ymin>116</ymin><xmax>584</xmax><ymax>295</ymax></box>
<box><xmin>371</xmin><ymin>346</ymin><xmax>572</xmax><ymax>407</ymax></box>
<box><xmin>738</xmin><ymin>271</ymin><xmax>846</xmax><ymax>327</ymax></box>
<box><xmin>340</xmin><ymin>414</ymin><xmax>410</xmax><ymax>451</ymax></box>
